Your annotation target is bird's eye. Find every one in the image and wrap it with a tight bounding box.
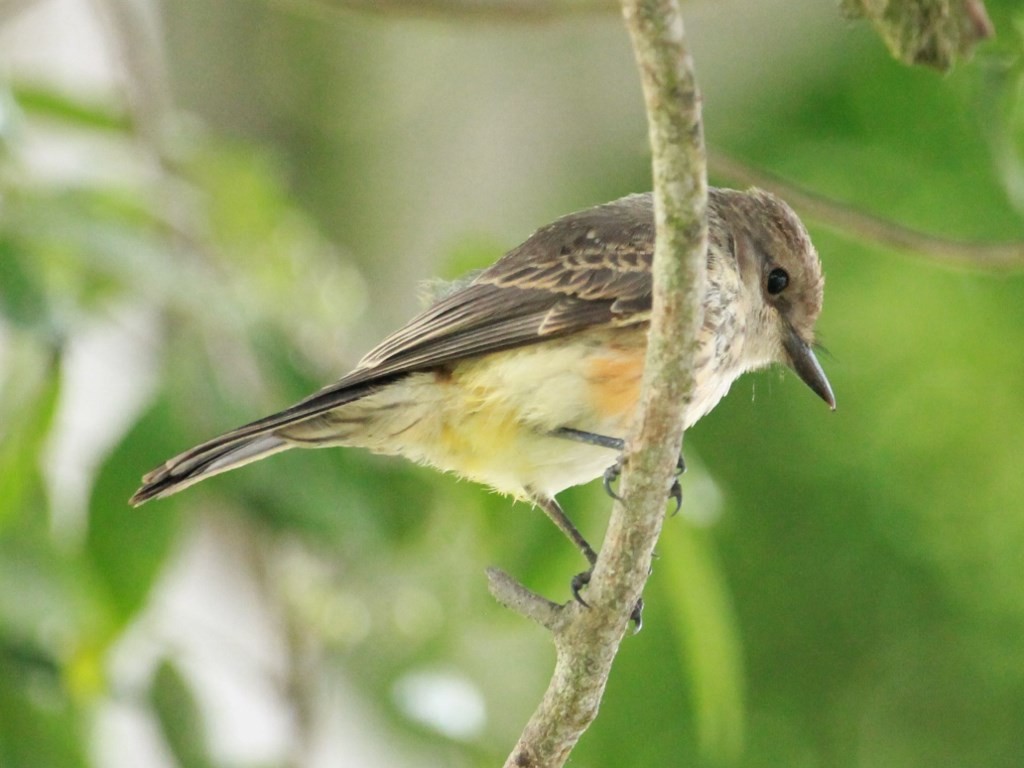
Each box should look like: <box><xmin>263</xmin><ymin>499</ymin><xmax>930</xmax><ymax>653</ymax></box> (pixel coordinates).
<box><xmin>766</xmin><ymin>267</ymin><xmax>789</xmax><ymax>295</ymax></box>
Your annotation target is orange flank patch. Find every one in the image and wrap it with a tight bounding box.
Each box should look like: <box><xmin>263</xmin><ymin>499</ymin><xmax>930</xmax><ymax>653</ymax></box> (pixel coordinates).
<box><xmin>585</xmin><ymin>349</ymin><xmax>645</xmax><ymax>420</ymax></box>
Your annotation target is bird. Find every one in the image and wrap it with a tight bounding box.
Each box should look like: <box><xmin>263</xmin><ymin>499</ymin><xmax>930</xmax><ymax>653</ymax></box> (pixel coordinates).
<box><xmin>130</xmin><ymin>187</ymin><xmax>834</xmax><ymax>579</ymax></box>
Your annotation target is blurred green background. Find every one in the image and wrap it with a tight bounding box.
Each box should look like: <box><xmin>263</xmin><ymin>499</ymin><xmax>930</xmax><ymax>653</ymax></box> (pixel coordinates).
<box><xmin>2</xmin><ymin>1</ymin><xmax>1023</xmax><ymax>766</ymax></box>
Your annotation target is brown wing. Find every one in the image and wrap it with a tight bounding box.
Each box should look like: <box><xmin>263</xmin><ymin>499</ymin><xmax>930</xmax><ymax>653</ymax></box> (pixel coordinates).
<box><xmin>352</xmin><ymin>192</ymin><xmax>655</xmax><ymax>372</ymax></box>
<box><xmin>193</xmin><ymin>192</ymin><xmax>656</xmax><ymax>443</ymax></box>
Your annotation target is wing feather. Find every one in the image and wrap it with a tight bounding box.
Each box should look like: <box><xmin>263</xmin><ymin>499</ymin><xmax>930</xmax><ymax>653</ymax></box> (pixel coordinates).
<box><xmin>176</xmin><ymin>193</ymin><xmax>657</xmax><ymax>444</ymax></box>
<box><xmin>355</xmin><ymin>192</ymin><xmax>655</xmax><ymax>372</ymax></box>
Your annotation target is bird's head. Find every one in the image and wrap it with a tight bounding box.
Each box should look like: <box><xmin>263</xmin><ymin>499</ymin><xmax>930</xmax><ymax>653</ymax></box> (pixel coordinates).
<box><xmin>719</xmin><ymin>187</ymin><xmax>835</xmax><ymax>410</ymax></box>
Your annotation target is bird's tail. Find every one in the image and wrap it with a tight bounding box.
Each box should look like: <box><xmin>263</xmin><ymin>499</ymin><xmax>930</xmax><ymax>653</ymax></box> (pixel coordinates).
<box><xmin>129</xmin><ymin>432</ymin><xmax>292</xmax><ymax>506</ymax></box>
<box><xmin>130</xmin><ymin>378</ymin><xmax>390</xmax><ymax>507</ymax></box>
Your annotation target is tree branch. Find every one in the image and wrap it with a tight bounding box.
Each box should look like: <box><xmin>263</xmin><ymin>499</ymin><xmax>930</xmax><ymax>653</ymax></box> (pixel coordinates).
<box><xmin>708</xmin><ymin>149</ymin><xmax>1024</xmax><ymax>272</ymax></box>
<box><xmin>487</xmin><ymin>568</ymin><xmax>565</xmax><ymax>632</ymax></box>
<box><xmin>500</xmin><ymin>1</ymin><xmax>706</xmax><ymax>765</ymax></box>
<box><xmin>272</xmin><ymin>0</ymin><xmax>617</xmax><ymax>23</ymax></box>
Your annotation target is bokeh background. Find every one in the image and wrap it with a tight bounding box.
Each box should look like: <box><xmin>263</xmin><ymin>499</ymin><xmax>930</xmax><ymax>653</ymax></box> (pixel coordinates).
<box><xmin>2</xmin><ymin>0</ymin><xmax>1023</xmax><ymax>766</ymax></box>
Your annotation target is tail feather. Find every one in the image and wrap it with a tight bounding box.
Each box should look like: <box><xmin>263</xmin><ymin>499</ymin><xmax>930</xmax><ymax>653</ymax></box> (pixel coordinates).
<box><xmin>129</xmin><ymin>433</ymin><xmax>291</xmax><ymax>506</ymax></box>
<box><xmin>130</xmin><ymin>379</ymin><xmax>390</xmax><ymax>507</ymax></box>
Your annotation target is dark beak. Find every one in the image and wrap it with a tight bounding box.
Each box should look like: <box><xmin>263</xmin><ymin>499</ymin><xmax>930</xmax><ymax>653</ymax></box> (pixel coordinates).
<box><xmin>783</xmin><ymin>327</ymin><xmax>836</xmax><ymax>410</ymax></box>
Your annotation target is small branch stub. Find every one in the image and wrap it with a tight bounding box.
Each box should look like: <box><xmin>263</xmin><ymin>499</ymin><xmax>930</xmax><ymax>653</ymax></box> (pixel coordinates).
<box><xmin>486</xmin><ymin>568</ymin><xmax>566</xmax><ymax>632</ymax></box>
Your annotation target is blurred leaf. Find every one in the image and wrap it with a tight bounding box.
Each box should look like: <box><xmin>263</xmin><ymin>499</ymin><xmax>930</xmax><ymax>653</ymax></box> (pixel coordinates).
<box><xmin>0</xmin><ymin>348</ymin><xmax>61</xmax><ymax>530</ymax></box>
<box><xmin>0</xmin><ymin>84</ymin><xmax>21</xmax><ymax>152</ymax></box>
<box><xmin>150</xmin><ymin>660</ymin><xmax>216</xmax><ymax>768</ymax></box>
<box><xmin>11</xmin><ymin>82</ymin><xmax>131</xmax><ymax>132</ymax></box>
<box><xmin>192</xmin><ymin>143</ymin><xmax>291</xmax><ymax>247</ymax></box>
<box><xmin>85</xmin><ymin>395</ymin><xmax>184</xmax><ymax>624</ymax></box>
<box><xmin>841</xmin><ymin>0</ymin><xmax>994</xmax><ymax>71</ymax></box>
<box><xmin>659</xmin><ymin>520</ymin><xmax>745</xmax><ymax>765</ymax></box>
<box><xmin>181</xmin><ymin>142</ymin><xmax>367</xmax><ymax>349</ymax></box>
<box><xmin>4</xmin><ymin>188</ymin><xmax>175</xmax><ymax>311</ymax></box>
<box><xmin>0</xmin><ymin>237</ymin><xmax>51</xmax><ymax>328</ymax></box>
<box><xmin>0</xmin><ymin>542</ymin><xmax>107</xmax><ymax>765</ymax></box>
<box><xmin>0</xmin><ymin>646</ymin><xmax>87</xmax><ymax>768</ymax></box>
<box><xmin>436</xmin><ymin>234</ymin><xmax>506</xmax><ymax>282</ymax></box>
<box><xmin>0</xmin><ymin>535</ymin><xmax>88</xmax><ymax>659</ymax></box>
<box><xmin>974</xmin><ymin>46</ymin><xmax>1024</xmax><ymax>211</ymax></box>
<box><xmin>0</xmin><ymin>634</ymin><xmax>61</xmax><ymax>682</ymax></box>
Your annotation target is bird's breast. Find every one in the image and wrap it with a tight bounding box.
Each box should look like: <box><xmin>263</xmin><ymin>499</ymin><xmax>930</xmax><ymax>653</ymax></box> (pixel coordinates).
<box><xmin>322</xmin><ymin>318</ymin><xmax>750</xmax><ymax>498</ymax></box>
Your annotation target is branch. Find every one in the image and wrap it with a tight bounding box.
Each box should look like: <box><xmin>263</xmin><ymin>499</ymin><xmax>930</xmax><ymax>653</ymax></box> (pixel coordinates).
<box><xmin>487</xmin><ymin>568</ymin><xmax>564</xmax><ymax>632</ymax></box>
<box><xmin>500</xmin><ymin>0</ymin><xmax>707</xmax><ymax>765</ymax></box>
<box><xmin>272</xmin><ymin>0</ymin><xmax>617</xmax><ymax>22</ymax></box>
<box><xmin>708</xmin><ymin>149</ymin><xmax>1024</xmax><ymax>272</ymax></box>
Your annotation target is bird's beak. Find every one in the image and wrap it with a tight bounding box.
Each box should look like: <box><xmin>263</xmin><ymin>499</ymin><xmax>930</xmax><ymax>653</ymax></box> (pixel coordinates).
<box><xmin>783</xmin><ymin>327</ymin><xmax>836</xmax><ymax>410</ymax></box>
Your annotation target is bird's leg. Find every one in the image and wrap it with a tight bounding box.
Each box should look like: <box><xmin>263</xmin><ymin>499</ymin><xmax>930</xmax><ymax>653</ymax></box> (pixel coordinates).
<box><xmin>550</xmin><ymin>426</ymin><xmax>625</xmax><ymax>452</ymax></box>
<box><xmin>546</xmin><ymin>428</ymin><xmax>687</xmax><ymax>630</ymax></box>
<box><xmin>550</xmin><ymin>427</ymin><xmax>627</xmax><ymax>500</ymax></box>
<box><xmin>530</xmin><ymin>494</ymin><xmax>598</xmax><ymax>606</ymax></box>
<box><xmin>551</xmin><ymin>426</ymin><xmax>685</xmax><ymax>509</ymax></box>
<box><xmin>531</xmin><ymin>470</ymin><xmax>645</xmax><ymax>629</ymax></box>
<box><xmin>531</xmin><ymin>493</ymin><xmax>598</xmax><ymax>567</ymax></box>
<box><xmin>531</xmin><ymin>493</ymin><xmax>634</xmax><ymax>621</ymax></box>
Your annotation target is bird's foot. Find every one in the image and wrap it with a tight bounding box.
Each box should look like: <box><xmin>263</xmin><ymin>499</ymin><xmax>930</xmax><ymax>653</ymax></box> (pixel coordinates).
<box><xmin>570</xmin><ymin>567</ymin><xmax>644</xmax><ymax>632</ymax></box>
<box><xmin>603</xmin><ymin>453</ymin><xmax>686</xmax><ymax>512</ymax></box>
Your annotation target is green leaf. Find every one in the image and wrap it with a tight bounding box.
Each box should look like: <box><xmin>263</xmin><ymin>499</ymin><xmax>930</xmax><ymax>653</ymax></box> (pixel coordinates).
<box><xmin>84</xmin><ymin>396</ymin><xmax>184</xmax><ymax>624</ymax></box>
<box><xmin>659</xmin><ymin>518</ymin><xmax>746</xmax><ymax>765</ymax></box>
<box><xmin>0</xmin><ymin>649</ymin><xmax>88</xmax><ymax>768</ymax></box>
<box><xmin>0</xmin><ymin>349</ymin><xmax>61</xmax><ymax>530</ymax></box>
<box><xmin>11</xmin><ymin>83</ymin><xmax>131</xmax><ymax>133</ymax></box>
<box><xmin>149</xmin><ymin>660</ymin><xmax>216</xmax><ymax>768</ymax></box>
<box><xmin>0</xmin><ymin>238</ymin><xmax>51</xmax><ymax>329</ymax></box>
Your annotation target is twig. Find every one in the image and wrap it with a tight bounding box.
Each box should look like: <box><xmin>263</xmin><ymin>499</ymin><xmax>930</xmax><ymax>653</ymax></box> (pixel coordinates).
<box><xmin>500</xmin><ymin>0</ymin><xmax>706</xmax><ymax>765</ymax></box>
<box><xmin>709</xmin><ymin>149</ymin><xmax>1024</xmax><ymax>271</ymax></box>
<box><xmin>486</xmin><ymin>568</ymin><xmax>565</xmax><ymax>632</ymax></box>
<box><xmin>272</xmin><ymin>0</ymin><xmax>618</xmax><ymax>23</ymax></box>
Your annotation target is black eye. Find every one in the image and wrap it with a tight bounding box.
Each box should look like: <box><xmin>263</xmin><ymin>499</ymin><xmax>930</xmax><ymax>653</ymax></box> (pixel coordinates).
<box><xmin>766</xmin><ymin>267</ymin><xmax>789</xmax><ymax>295</ymax></box>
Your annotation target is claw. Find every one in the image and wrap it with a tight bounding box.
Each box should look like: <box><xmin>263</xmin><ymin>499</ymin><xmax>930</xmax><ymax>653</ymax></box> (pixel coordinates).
<box><xmin>571</xmin><ymin>569</ymin><xmax>592</xmax><ymax>607</ymax></box>
<box><xmin>675</xmin><ymin>454</ymin><xmax>686</xmax><ymax>476</ymax></box>
<box><xmin>668</xmin><ymin>477</ymin><xmax>683</xmax><ymax>515</ymax></box>
<box><xmin>602</xmin><ymin>459</ymin><xmax>624</xmax><ymax>501</ymax></box>
<box><xmin>573</xmin><ymin>568</ymin><xmax>645</xmax><ymax>632</ymax></box>
<box><xmin>629</xmin><ymin>597</ymin><xmax>644</xmax><ymax>633</ymax></box>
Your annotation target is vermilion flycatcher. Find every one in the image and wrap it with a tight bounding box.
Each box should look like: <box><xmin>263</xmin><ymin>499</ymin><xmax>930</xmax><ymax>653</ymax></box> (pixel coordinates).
<box><xmin>131</xmin><ymin>188</ymin><xmax>834</xmax><ymax>571</ymax></box>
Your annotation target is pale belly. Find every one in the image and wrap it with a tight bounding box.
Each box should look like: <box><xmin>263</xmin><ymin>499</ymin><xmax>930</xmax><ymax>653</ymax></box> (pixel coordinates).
<box><xmin>290</xmin><ymin>324</ymin><xmax>747</xmax><ymax>498</ymax></box>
